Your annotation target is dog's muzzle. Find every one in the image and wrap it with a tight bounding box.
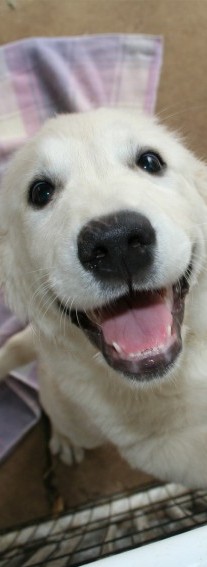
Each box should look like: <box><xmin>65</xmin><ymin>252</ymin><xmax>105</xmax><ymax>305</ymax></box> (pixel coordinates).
<box><xmin>58</xmin><ymin>211</ymin><xmax>191</xmax><ymax>383</ymax></box>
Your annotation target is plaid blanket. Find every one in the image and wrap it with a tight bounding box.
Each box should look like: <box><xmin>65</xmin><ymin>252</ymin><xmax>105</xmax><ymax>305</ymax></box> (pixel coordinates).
<box><xmin>0</xmin><ymin>35</ymin><xmax>163</xmax><ymax>179</ymax></box>
<box><xmin>0</xmin><ymin>34</ymin><xmax>163</xmax><ymax>460</ymax></box>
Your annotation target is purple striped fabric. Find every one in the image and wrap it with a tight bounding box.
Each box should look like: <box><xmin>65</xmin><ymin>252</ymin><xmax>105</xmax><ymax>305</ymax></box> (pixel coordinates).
<box><xmin>0</xmin><ymin>35</ymin><xmax>163</xmax><ymax>179</ymax></box>
<box><xmin>0</xmin><ymin>34</ymin><xmax>163</xmax><ymax>459</ymax></box>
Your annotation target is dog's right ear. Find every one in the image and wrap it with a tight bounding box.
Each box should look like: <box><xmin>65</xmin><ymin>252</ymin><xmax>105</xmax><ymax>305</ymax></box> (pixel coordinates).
<box><xmin>0</xmin><ymin>219</ymin><xmax>28</xmax><ymax>323</ymax></box>
<box><xmin>0</xmin><ymin>152</ymin><xmax>30</xmax><ymax>323</ymax></box>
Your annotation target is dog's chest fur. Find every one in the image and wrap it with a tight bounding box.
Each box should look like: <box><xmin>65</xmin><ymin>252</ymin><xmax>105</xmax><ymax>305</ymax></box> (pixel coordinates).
<box><xmin>37</xmin><ymin>324</ymin><xmax>207</xmax><ymax>485</ymax></box>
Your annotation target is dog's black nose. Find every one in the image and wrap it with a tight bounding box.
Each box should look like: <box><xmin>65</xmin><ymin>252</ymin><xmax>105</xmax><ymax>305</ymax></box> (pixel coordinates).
<box><xmin>77</xmin><ymin>210</ymin><xmax>156</xmax><ymax>283</ymax></box>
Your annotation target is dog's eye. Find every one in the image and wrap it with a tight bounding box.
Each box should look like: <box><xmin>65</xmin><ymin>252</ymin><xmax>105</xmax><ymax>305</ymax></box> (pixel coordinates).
<box><xmin>136</xmin><ymin>151</ymin><xmax>165</xmax><ymax>174</ymax></box>
<box><xmin>28</xmin><ymin>179</ymin><xmax>55</xmax><ymax>208</ymax></box>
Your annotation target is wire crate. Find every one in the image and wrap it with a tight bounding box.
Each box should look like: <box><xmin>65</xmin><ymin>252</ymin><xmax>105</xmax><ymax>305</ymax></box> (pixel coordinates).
<box><xmin>0</xmin><ymin>481</ymin><xmax>207</xmax><ymax>566</ymax></box>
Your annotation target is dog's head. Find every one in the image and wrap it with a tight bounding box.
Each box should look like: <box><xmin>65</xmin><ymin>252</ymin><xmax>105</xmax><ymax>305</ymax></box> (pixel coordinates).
<box><xmin>1</xmin><ymin>108</ymin><xmax>207</xmax><ymax>384</ymax></box>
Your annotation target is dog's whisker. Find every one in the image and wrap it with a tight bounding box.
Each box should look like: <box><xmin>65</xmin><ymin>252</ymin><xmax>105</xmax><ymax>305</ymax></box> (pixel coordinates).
<box><xmin>59</xmin><ymin>295</ymin><xmax>73</xmax><ymax>337</ymax></box>
<box><xmin>58</xmin><ymin>294</ymin><xmax>68</xmax><ymax>337</ymax></box>
<box><xmin>26</xmin><ymin>267</ymin><xmax>52</xmax><ymax>275</ymax></box>
<box><xmin>30</xmin><ymin>321</ymin><xmax>42</xmax><ymax>347</ymax></box>
<box><xmin>75</xmin><ymin>308</ymin><xmax>82</xmax><ymax>331</ymax></box>
<box><xmin>156</xmin><ymin>101</ymin><xmax>207</xmax><ymax>123</ymax></box>
<box><xmin>29</xmin><ymin>285</ymin><xmax>49</xmax><ymax>314</ymax></box>
<box><xmin>84</xmin><ymin>308</ymin><xmax>101</xmax><ymax>329</ymax></box>
<box><xmin>40</xmin><ymin>294</ymin><xmax>59</xmax><ymax>322</ymax></box>
<box><xmin>29</xmin><ymin>282</ymin><xmax>50</xmax><ymax>312</ymax></box>
<box><xmin>92</xmin><ymin>351</ymin><xmax>101</xmax><ymax>361</ymax></box>
<box><xmin>37</xmin><ymin>292</ymin><xmax>62</xmax><ymax>333</ymax></box>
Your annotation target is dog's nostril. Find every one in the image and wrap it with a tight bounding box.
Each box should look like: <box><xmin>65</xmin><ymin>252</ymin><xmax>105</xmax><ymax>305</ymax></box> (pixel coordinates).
<box><xmin>94</xmin><ymin>246</ymin><xmax>108</xmax><ymax>260</ymax></box>
<box><xmin>128</xmin><ymin>235</ymin><xmax>143</xmax><ymax>249</ymax></box>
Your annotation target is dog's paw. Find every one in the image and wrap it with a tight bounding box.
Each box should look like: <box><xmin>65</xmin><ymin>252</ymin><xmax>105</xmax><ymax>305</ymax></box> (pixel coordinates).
<box><xmin>49</xmin><ymin>431</ymin><xmax>85</xmax><ymax>466</ymax></box>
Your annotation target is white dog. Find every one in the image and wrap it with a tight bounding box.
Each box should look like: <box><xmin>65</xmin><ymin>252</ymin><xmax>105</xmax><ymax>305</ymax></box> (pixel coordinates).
<box><xmin>0</xmin><ymin>108</ymin><xmax>207</xmax><ymax>488</ymax></box>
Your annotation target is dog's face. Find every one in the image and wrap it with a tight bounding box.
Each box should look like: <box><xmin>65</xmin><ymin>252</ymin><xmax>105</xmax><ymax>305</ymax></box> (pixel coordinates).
<box><xmin>1</xmin><ymin>108</ymin><xmax>207</xmax><ymax>384</ymax></box>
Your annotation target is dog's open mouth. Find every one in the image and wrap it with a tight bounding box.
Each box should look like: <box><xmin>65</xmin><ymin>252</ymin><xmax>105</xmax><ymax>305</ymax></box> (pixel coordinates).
<box><xmin>58</xmin><ymin>268</ymin><xmax>191</xmax><ymax>381</ymax></box>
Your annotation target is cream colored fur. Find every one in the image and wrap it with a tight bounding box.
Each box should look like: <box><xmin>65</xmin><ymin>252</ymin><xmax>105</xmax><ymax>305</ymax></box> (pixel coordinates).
<box><xmin>0</xmin><ymin>108</ymin><xmax>207</xmax><ymax>487</ymax></box>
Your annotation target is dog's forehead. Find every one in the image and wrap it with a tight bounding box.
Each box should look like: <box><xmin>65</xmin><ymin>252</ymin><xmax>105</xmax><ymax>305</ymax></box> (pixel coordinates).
<box><xmin>40</xmin><ymin>109</ymin><xmax>163</xmax><ymax>147</ymax></box>
<box><xmin>35</xmin><ymin>110</ymin><xmax>148</xmax><ymax>174</ymax></box>
<box><xmin>34</xmin><ymin>108</ymin><xmax>190</xmax><ymax>175</ymax></box>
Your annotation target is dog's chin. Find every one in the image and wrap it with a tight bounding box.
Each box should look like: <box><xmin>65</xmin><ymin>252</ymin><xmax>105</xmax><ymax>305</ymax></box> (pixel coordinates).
<box><xmin>58</xmin><ymin>268</ymin><xmax>191</xmax><ymax>383</ymax></box>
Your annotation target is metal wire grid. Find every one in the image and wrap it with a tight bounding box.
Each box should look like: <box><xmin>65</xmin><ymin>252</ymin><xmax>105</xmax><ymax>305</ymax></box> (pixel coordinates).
<box><xmin>0</xmin><ymin>482</ymin><xmax>207</xmax><ymax>567</ymax></box>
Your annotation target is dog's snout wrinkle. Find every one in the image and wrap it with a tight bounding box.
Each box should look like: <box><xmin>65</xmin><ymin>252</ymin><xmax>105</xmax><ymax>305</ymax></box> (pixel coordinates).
<box><xmin>77</xmin><ymin>210</ymin><xmax>156</xmax><ymax>284</ymax></box>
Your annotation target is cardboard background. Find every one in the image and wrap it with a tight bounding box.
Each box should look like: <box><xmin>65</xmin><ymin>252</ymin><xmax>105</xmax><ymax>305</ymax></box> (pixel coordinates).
<box><xmin>1</xmin><ymin>0</ymin><xmax>207</xmax><ymax>157</ymax></box>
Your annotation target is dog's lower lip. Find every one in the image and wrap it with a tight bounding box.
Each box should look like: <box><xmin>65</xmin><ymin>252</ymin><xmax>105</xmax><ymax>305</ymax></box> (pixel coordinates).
<box><xmin>102</xmin><ymin>334</ymin><xmax>182</xmax><ymax>380</ymax></box>
<box><xmin>57</xmin><ymin>265</ymin><xmax>191</xmax><ymax>381</ymax></box>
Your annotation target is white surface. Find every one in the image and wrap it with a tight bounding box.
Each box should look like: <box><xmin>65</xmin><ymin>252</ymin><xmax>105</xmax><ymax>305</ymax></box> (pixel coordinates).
<box><xmin>87</xmin><ymin>526</ymin><xmax>207</xmax><ymax>567</ymax></box>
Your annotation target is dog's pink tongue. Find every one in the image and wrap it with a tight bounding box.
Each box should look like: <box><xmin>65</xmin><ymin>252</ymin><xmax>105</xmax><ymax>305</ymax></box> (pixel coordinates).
<box><xmin>100</xmin><ymin>293</ymin><xmax>173</xmax><ymax>354</ymax></box>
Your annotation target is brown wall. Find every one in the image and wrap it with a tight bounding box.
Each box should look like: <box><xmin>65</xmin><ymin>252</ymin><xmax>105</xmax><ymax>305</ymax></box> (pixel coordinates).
<box><xmin>0</xmin><ymin>0</ymin><xmax>207</xmax><ymax>157</ymax></box>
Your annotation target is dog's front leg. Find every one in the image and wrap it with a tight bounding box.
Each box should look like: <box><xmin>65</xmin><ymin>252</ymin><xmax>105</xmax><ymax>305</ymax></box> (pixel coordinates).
<box><xmin>0</xmin><ymin>325</ymin><xmax>36</xmax><ymax>379</ymax></box>
<box><xmin>49</xmin><ymin>427</ymin><xmax>85</xmax><ymax>466</ymax></box>
<box><xmin>39</xmin><ymin>363</ymin><xmax>105</xmax><ymax>467</ymax></box>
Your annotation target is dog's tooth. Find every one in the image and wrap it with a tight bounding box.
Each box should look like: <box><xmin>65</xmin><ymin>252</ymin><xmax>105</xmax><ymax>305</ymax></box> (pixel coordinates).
<box><xmin>112</xmin><ymin>342</ymin><xmax>122</xmax><ymax>353</ymax></box>
<box><xmin>167</xmin><ymin>325</ymin><xmax>171</xmax><ymax>337</ymax></box>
